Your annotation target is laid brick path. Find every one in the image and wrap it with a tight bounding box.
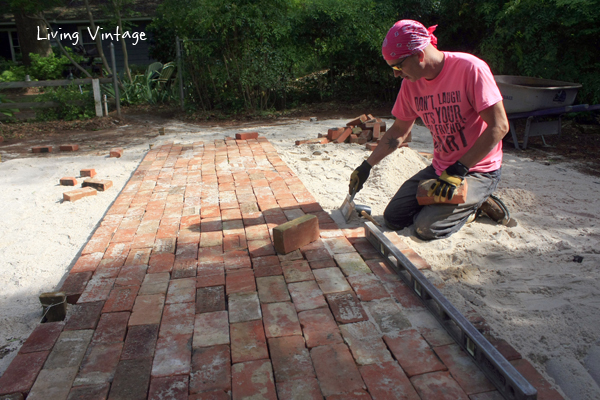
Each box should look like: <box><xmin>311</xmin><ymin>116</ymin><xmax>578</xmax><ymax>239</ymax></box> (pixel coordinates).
<box><xmin>0</xmin><ymin>138</ymin><xmax>564</xmax><ymax>400</ymax></box>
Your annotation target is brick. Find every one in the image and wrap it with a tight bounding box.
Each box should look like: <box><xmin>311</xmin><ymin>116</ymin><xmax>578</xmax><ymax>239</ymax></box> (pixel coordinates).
<box><xmin>247</xmin><ymin>239</ymin><xmax>276</xmax><ymax>257</ymax></box>
<box><xmin>0</xmin><ymin>351</ymin><xmax>49</xmax><ymax>395</ymax></box>
<box><xmin>346</xmin><ymin>274</ymin><xmax>388</xmax><ymax>302</ymax></box>
<box><xmin>121</xmin><ymin>324</ymin><xmax>159</xmax><ymax>360</ymax></box>
<box><xmin>383</xmin><ymin>329</ymin><xmax>446</xmax><ymax>377</ymax></box>
<box><xmin>244</xmin><ymin>224</ymin><xmax>270</xmax><ymax>240</ymax></box>
<box><xmin>166</xmin><ymin>278</ymin><xmax>196</xmax><ymax>303</ymax></box>
<box><xmin>257</xmin><ymin>276</ymin><xmax>290</xmax><ymax>303</ymax></box>
<box><xmin>510</xmin><ymin>358</ymin><xmax>565</xmax><ymax>400</ymax></box>
<box><xmin>196</xmin><ymin>286</ymin><xmax>226</xmax><ymax>314</ymax></box>
<box><xmin>32</xmin><ymin>145</ymin><xmax>52</xmax><ymax>153</ymax></box>
<box><xmin>327</xmin><ymin>127</ymin><xmax>345</xmax><ymax>141</ymax></box>
<box><xmin>26</xmin><ymin>367</ymin><xmax>78</xmax><ymax>400</ymax></box>
<box><xmin>82</xmin><ymin>178</ymin><xmax>113</xmax><ymax>191</ymax></box>
<box><xmin>281</xmin><ymin>260</ymin><xmax>314</xmax><ymax>283</ymax></box>
<box><xmin>313</xmin><ymin>267</ymin><xmax>351</xmax><ymax>294</ymax></box>
<box><xmin>228</xmin><ymin>292</ymin><xmax>262</xmax><ymax>323</ymax></box>
<box><xmin>326</xmin><ymin>291</ymin><xmax>368</xmax><ymax>324</ymax></box>
<box><xmin>190</xmin><ymin>345</ymin><xmax>231</xmax><ymax>393</ymax></box>
<box><xmin>45</xmin><ymin>329</ymin><xmax>94</xmax><ymax>369</ymax></box>
<box><xmin>67</xmin><ymin>383</ymin><xmax>110</xmax><ymax>400</ymax></box>
<box><xmin>230</xmin><ymin>320</ymin><xmax>269</xmax><ymax>363</ymax></box>
<box><xmin>172</xmin><ymin>259</ymin><xmax>197</xmax><ymax>279</ymax></box>
<box><xmin>339</xmin><ymin>321</ymin><xmax>393</xmax><ymax>366</ymax></box>
<box><xmin>223</xmin><ymin>234</ymin><xmax>247</xmax><ymax>252</ymax></box>
<box><xmin>129</xmin><ymin>294</ymin><xmax>165</xmax><ymax>326</ymax></box>
<box><xmin>148</xmin><ymin>375</ymin><xmax>188</xmax><ymax>399</ymax></box>
<box><xmin>201</xmin><ymin>217</ymin><xmax>223</xmax><ymax>232</ymax></box>
<box><xmin>363</xmin><ymin>298</ymin><xmax>412</xmax><ymax>333</ymax></box>
<box><xmin>333</xmin><ymin>253</ymin><xmax>372</xmax><ymax>277</ymax></box>
<box><xmin>410</xmin><ymin>371</ymin><xmax>470</xmax><ymax>400</ymax></box>
<box><xmin>110</xmin><ymin>147</ymin><xmax>123</xmax><ymax>158</ymax></box>
<box><xmin>287</xmin><ymin>280</ymin><xmax>327</xmax><ymax>312</ymax></box>
<box><xmin>384</xmin><ymin>280</ymin><xmax>425</xmax><ymax>310</ymax></box>
<box><xmin>102</xmin><ymin>285</ymin><xmax>139</xmax><ymax>313</ymax></box>
<box><xmin>321</xmin><ymin>237</ymin><xmax>353</xmax><ymax>254</ymax></box>
<box><xmin>188</xmin><ymin>391</ymin><xmax>230</xmax><ymax>400</ymax></box>
<box><xmin>59</xmin><ymin>177</ymin><xmax>77</xmax><ymax>186</ymax></box>
<box><xmin>278</xmin><ymin>249</ymin><xmax>303</xmax><ymax>262</ymax></box>
<box><xmin>79</xmin><ymin>168</ymin><xmax>96</xmax><ymax>178</ymax></box>
<box><xmin>92</xmin><ymin>312</ymin><xmax>129</xmax><ymax>344</ymax></box>
<box><xmin>64</xmin><ymin>301</ymin><xmax>104</xmax><ymax>331</ymax></box>
<box><xmin>261</xmin><ymin>302</ymin><xmax>302</xmax><ymax>338</ymax></box>
<box><xmin>268</xmin><ymin>336</ymin><xmax>315</xmax><ymax>382</ymax></box>
<box><xmin>350</xmin><ymin>237</ymin><xmax>380</xmax><ymax>259</ymax></box>
<box><xmin>193</xmin><ymin>311</ymin><xmax>230</xmax><ymax>348</ymax></box>
<box><xmin>231</xmin><ymin>360</ymin><xmax>277</xmax><ymax>400</ymax></box>
<box><xmin>334</xmin><ymin>127</ymin><xmax>353</xmax><ymax>143</ymax></box>
<box><xmin>108</xmin><ymin>358</ymin><xmax>152</xmax><ymax>400</ymax></box>
<box><xmin>416</xmin><ymin>178</ymin><xmax>468</xmax><ymax>205</ymax></box>
<box><xmin>276</xmin><ymin>377</ymin><xmax>322</xmax><ymax>400</ymax></box>
<box><xmin>235</xmin><ymin>132</ymin><xmax>259</xmax><ymax>140</ymax></box>
<box><xmin>222</xmin><ymin>250</ymin><xmax>251</xmax><ymax>270</ymax></box>
<box><xmin>273</xmin><ymin>215</ymin><xmax>320</xmax><ymax>254</ymax></box>
<box><xmin>359</xmin><ymin>361</ymin><xmax>419</xmax><ymax>400</ymax></box>
<box><xmin>59</xmin><ymin>272</ymin><xmax>93</xmax><ymax>304</ymax></box>
<box><xmin>74</xmin><ymin>342</ymin><xmax>123</xmax><ymax>386</ymax></box>
<box><xmin>152</xmin><ymin>333</ymin><xmax>192</xmax><ymax>377</ymax></box>
<box><xmin>346</xmin><ymin>114</ymin><xmax>368</xmax><ymax>127</ymax></box>
<box><xmin>139</xmin><ymin>272</ymin><xmax>170</xmax><ymax>295</ymax></box>
<box><xmin>19</xmin><ymin>321</ymin><xmax>64</xmax><ymax>354</ymax></box>
<box><xmin>252</xmin><ymin>255</ymin><xmax>283</xmax><ymax>277</ymax></box>
<box><xmin>159</xmin><ymin>302</ymin><xmax>195</xmax><ymax>337</ymax></box>
<box><xmin>63</xmin><ymin>187</ymin><xmax>97</xmax><ymax>202</ymax></box>
<box><xmin>59</xmin><ymin>144</ymin><xmax>79</xmax><ymax>151</ymax></box>
<box><xmin>434</xmin><ymin>344</ymin><xmax>496</xmax><ymax>395</ymax></box>
<box><xmin>310</xmin><ymin>344</ymin><xmax>366</xmax><ymax>397</ymax></box>
<box><xmin>400</xmin><ymin>248</ymin><xmax>431</xmax><ymax>270</ymax></box>
<box><xmin>303</xmin><ymin>247</ymin><xmax>332</xmax><ymax>263</ymax></box>
<box><xmin>226</xmin><ymin>269</ymin><xmax>256</xmax><ymax>295</ymax></box>
<box><xmin>201</xmin><ymin>231</ymin><xmax>223</xmax><ymax>248</ymax></box>
<box><xmin>309</xmin><ymin>259</ymin><xmax>337</xmax><ymax>269</ymax></box>
<box><xmin>484</xmin><ymin>334</ymin><xmax>522</xmax><ymax>361</ymax></box>
<box><xmin>114</xmin><ymin>265</ymin><xmax>146</xmax><ymax>288</ymax></box>
<box><xmin>469</xmin><ymin>392</ymin><xmax>505</xmax><ymax>400</ymax></box>
<box><xmin>197</xmin><ymin>263</ymin><xmax>226</xmax><ymax>288</ymax></box>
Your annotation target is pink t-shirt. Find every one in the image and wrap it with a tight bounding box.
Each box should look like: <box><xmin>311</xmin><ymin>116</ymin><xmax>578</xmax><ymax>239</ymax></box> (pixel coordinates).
<box><xmin>392</xmin><ymin>52</ymin><xmax>503</xmax><ymax>175</ymax></box>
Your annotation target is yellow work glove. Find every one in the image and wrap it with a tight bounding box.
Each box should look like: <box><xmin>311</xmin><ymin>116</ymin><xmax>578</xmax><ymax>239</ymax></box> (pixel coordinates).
<box><xmin>349</xmin><ymin>160</ymin><xmax>372</xmax><ymax>194</ymax></box>
<box><xmin>427</xmin><ymin>161</ymin><xmax>469</xmax><ymax>202</ymax></box>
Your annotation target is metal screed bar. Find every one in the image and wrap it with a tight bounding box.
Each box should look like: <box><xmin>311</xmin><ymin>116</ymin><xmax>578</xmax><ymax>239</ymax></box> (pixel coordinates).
<box><xmin>363</xmin><ymin>222</ymin><xmax>537</xmax><ymax>400</ymax></box>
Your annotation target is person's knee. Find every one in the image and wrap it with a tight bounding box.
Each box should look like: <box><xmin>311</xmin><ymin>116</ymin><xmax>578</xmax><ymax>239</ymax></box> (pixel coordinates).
<box><xmin>383</xmin><ymin>207</ymin><xmax>412</xmax><ymax>231</ymax></box>
<box><xmin>413</xmin><ymin>214</ymin><xmax>449</xmax><ymax>240</ymax></box>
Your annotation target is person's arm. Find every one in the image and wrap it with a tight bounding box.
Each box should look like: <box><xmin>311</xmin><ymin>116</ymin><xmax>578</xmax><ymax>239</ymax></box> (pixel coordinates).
<box><xmin>366</xmin><ymin>118</ymin><xmax>415</xmax><ymax>167</ymax></box>
<box><xmin>458</xmin><ymin>101</ymin><xmax>509</xmax><ymax>168</ymax></box>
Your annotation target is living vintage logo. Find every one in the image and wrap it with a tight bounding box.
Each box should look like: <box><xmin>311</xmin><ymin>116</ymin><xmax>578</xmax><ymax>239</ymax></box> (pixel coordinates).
<box><xmin>37</xmin><ymin>26</ymin><xmax>147</xmax><ymax>46</ymax></box>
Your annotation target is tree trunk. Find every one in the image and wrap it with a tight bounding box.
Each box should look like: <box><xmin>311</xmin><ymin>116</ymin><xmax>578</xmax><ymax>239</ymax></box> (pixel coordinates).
<box><xmin>13</xmin><ymin>10</ymin><xmax>52</xmax><ymax>65</ymax></box>
<box><xmin>112</xmin><ymin>1</ymin><xmax>132</xmax><ymax>83</ymax></box>
<box><xmin>83</xmin><ymin>0</ymin><xmax>112</xmax><ymax>76</ymax></box>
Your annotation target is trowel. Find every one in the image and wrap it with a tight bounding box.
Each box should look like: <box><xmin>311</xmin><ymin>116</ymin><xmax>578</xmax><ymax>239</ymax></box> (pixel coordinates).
<box><xmin>340</xmin><ymin>188</ymin><xmax>357</xmax><ymax>223</ymax></box>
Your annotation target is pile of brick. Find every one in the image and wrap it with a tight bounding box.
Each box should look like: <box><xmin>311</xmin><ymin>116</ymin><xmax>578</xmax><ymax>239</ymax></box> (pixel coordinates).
<box><xmin>295</xmin><ymin>114</ymin><xmax>410</xmax><ymax>151</ymax></box>
<box><xmin>61</xmin><ymin>168</ymin><xmax>113</xmax><ymax>202</ymax></box>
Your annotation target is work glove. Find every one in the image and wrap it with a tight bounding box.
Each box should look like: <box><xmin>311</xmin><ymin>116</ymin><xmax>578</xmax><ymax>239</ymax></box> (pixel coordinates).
<box><xmin>427</xmin><ymin>161</ymin><xmax>469</xmax><ymax>202</ymax></box>
<box><xmin>349</xmin><ymin>160</ymin><xmax>372</xmax><ymax>194</ymax></box>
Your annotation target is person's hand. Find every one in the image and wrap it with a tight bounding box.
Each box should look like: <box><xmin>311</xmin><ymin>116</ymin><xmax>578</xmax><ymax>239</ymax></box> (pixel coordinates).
<box><xmin>427</xmin><ymin>161</ymin><xmax>469</xmax><ymax>202</ymax></box>
<box><xmin>349</xmin><ymin>160</ymin><xmax>372</xmax><ymax>194</ymax></box>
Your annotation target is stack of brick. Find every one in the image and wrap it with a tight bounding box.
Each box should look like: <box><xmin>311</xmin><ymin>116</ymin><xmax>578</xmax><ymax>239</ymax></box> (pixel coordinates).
<box><xmin>61</xmin><ymin>168</ymin><xmax>113</xmax><ymax>202</ymax></box>
<box><xmin>0</xmin><ymin>137</ymin><xmax>562</xmax><ymax>400</ymax></box>
<box><xmin>296</xmin><ymin>113</ymin><xmax>411</xmax><ymax>151</ymax></box>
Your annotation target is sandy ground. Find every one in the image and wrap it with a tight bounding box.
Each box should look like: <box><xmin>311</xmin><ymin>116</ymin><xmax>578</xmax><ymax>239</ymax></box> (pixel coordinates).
<box><xmin>1</xmin><ymin>117</ymin><xmax>600</xmax><ymax>399</ymax></box>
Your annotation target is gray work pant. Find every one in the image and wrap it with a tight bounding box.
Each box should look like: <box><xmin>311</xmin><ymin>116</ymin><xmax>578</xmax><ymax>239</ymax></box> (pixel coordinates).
<box><xmin>383</xmin><ymin>165</ymin><xmax>501</xmax><ymax>240</ymax></box>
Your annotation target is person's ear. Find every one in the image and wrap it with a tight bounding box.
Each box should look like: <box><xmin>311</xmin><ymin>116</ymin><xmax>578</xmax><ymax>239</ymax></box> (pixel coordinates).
<box><xmin>416</xmin><ymin>50</ymin><xmax>425</xmax><ymax>62</ymax></box>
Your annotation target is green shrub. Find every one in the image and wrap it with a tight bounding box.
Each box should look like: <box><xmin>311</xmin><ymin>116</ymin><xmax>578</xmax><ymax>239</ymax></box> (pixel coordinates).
<box><xmin>35</xmin><ymin>84</ymin><xmax>95</xmax><ymax>121</ymax></box>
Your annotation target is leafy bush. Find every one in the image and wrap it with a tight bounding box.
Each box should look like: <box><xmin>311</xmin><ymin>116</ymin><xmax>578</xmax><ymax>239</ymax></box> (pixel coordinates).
<box><xmin>103</xmin><ymin>62</ymin><xmax>178</xmax><ymax>106</ymax></box>
<box><xmin>35</xmin><ymin>84</ymin><xmax>95</xmax><ymax>121</ymax></box>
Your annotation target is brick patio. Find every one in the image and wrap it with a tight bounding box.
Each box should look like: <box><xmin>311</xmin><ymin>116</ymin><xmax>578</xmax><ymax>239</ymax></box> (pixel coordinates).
<box><xmin>0</xmin><ymin>138</ymin><xmax>563</xmax><ymax>399</ymax></box>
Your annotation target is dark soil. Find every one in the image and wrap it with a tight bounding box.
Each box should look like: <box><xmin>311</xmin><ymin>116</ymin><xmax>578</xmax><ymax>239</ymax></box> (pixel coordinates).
<box><xmin>1</xmin><ymin>102</ymin><xmax>599</xmax><ymax>176</ymax></box>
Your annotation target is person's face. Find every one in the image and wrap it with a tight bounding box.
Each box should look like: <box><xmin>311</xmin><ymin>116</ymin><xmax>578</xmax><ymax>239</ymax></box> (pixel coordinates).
<box><xmin>387</xmin><ymin>53</ymin><xmax>420</xmax><ymax>81</ymax></box>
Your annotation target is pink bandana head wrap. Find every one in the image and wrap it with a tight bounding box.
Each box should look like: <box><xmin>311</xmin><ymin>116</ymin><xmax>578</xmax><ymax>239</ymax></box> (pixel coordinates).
<box><xmin>382</xmin><ymin>20</ymin><xmax>438</xmax><ymax>61</ymax></box>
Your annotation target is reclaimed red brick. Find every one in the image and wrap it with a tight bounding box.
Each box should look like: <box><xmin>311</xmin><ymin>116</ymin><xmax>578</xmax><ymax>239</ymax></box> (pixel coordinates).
<box><xmin>188</xmin><ymin>391</ymin><xmax>230</xmax><ymax>400</ymax></box>
<box><xmin>159</xmin><ymin>302</ymin><xmax>195</xmax><ymax>337</ymax></box>
<box><xmin>221</xmin><ymin>208</ymin><xmax>242</xmax><ymax>221</ymax></box>
<box><xmin>268</xmin><ymin>336</ymin><xmax>315</xmax><ymax>382</ymax></box>
<box><xmin>230</xmin><ymin>319</ymin><xmax>269</xmax><ymax>363</ymax></box>
<box><xmin>32</xmin><ymin>145</ymin><xmax>52</xmax><ymax>153</ymax></box>
<box><xmin>313</xmin><ymin>267</ymin><xmax>351</xmax><ymax>294</ymax></box>
<box><xmin>190</xmin><ymin>345</ymin><xmax>231</xmax><ymax>394</ymax></box>
<box><xmin>59</xmin><ymin>177</ymin><xmax>78</xmax><ymax>186</ymax></box>
<box><xmin>385</xmin><ymin>280</ymin><xmax>425</xmax><ymax>310</ymax></box>
<box><xmin>225</xmin><ymin>269</ymin><xmax>256</xmax><ymax>295</ymax></box>
<box><xmin>334</xmin><ymin>253</ymin><xmax>372</xmax><ymax>277</ymax></box>
<box><xmin>310</xmin><ymin>344</ymin><xmax>366</xmax><ymax>397</ymax></box>
<box><xmin>60</xmin><ymin>272</ymin><xmax>93</xmax><ymax>304</ymax></box>
<box><xmin>510</xmin><ymin>358</ymin><xmax>565</xmax><ymax>400</ymax></box>
<box><xmin>365</xmin><ymin>298</ymin><xmax>412</xmax><ymax>334</ymax></box>
<box><xmin>166</xmin><ymin>278</ymin><xmax>196</xmax><ymax>304</ymax></box>
<box><xmin>64</xmin><ymin>187</ymin><xmax>98</xmax><ymax>202</ymax></box>
<box><xmin>327</xmin><ymin>390</ymin><xmax>372</xmax><ymax>399</ymax></box>
<box><xmin>108</xmin><ymin>357</ymin><xmax>152</xmax><ymax>400</ymax></box>
<box><xmin>193</xmin><ymin>311</ymin><xmax>230</xmax><ymax>348</ymax></box>
<box><xmin>68</xmin><ymin>383</ymin><xmax>110</xmax><ymax>399</ymax></box>
<box><xmin>319</xmin><ymin>223</ymin><xmax>344</xmax><ymax>238</ymax></box>
<box><xmin>339</xmin><ymin>321</ymin><xmax>393</xmax><ymax>366</ymax></box>
<box><xmin>303</xmin><ymin>247</ymin><xmax>332</xmax><ymax>263</ymax></box>
<box><xmin>223</xmin><ymin>234</ymin><xmax>247</xmax><ymax>252</ymax></box>
<box><xmin>64</xmin><ymin>301</ymin><xmax>104</xmax><ymax>331</ymax></box>
<box><xmin>152</xmin><ymin>333</ymin><xmax>192</xmax><ymax>377</ymax></box>
<box><xmin>102</xmin><ymin>285</ymin><xmax>139</xmax><ymax>313</ymax></box>
<box><xmin>256</xmin><ymin>276</ymin><xmax>290</xmax><ymax>303</ymax></box>
<box><xmin>235</xmin><ymin>132</ymin><xmax>259</xmax><ymax>140</ymax></box>
<box><xmin>359</xmin><ymin>361</ymin><xmax>420</xmax><ymax>400</ymax></box>
<box><xmin>228</xmin><ymin>292</ymin><xmax>262</xmax><ymax>324</ymax></box>
<box><xmin>110</xmin><ymin>148</ymin><xmax>124</xmax><ymax>158</ymax></box>
<box><xmin>281</xmin><ymin>260</ymin><xmax>314</xmax><ymax>283</ymax></box>
<box><xmin>327</xmin><ymin>127</ymin><xmax>345</xmax><ymax>141</ymax></box>
<box><xmin>383</xmin><ymin>329</ymin><xmax>447</xmax><ymax>377</ymax></box>
<box><xmin>351</xmin><ymin>238</ymin><xmax>381</xmax><ymax>259</ymax></box>
<box><xmin>309</xmin><ymin>259</ymin><xmax>337</xmax><ymax>270</ymax></box>
<box><xmin>323</xmin><ymin>237</ymin><xmax>355</xmax><ymax>254</ymax></box>
<box><xmin>0</xmin><ymin>351</ymin><xmax>49</xmax><ymax>395</ymax></box>
<box><xmin>129</xmin><ymin>294</ymin><xmax>165</xmax><ymax>326</ymax></box>
<box><xmin>201</xmin><ymin>217</ymin><xmax>223</xmax><ymax>232</ymax></box>
<box><xmin>276</xmin><ymin>377</ymin><xmax>322</xmax><ymax>400</ymax></box>
<box><xmin>148</xmin><ymin>375</ymin><xmax>189</xmax><ymax>399</ymax></box>
<box><xmin>172</xmin><ymin>259</ymin><xmax>197</xmax><ymax>279</ymax></box>
<box><xmin>74</xmin><ymin>342</ymin><xmax>123</xmax><ymax>386</ymax></box>
<box><xmin>247</xmin><ymin>239</ymin><xmax>276</xmax><ymax>257</ymax></box>
<box><xmin>115</xmin><ymin>264</ymin><xmax>147</xmax><ymax>287</ymax></box>
<box><xmin>326</xmin><ymin>291</ymin><xmax>368</xmax><ymax>324</ymax></box>
<box><xmin>261</xmin><ymin>302</ymin><xmax>302</xmax><ymax>338</ymax></box>
<box><xmin>91</xmin><ymin>312</ymin><xmax>129</xmax><ymax>344</ymax></box>
<box><xmin>139</xmin><ymin>272</ymin><xmax>170</xmax><ymax>296</ymax></box>
<box><xmin>484</xmin><ymin>334</ymin><xmax>522</xmax><ymax>361</ymax></box>
<box><xmin>201</xmin><ymin>231</ymin><xmax>223</xmax><ymax>248</ymax></box>
<box><xmin>287</xmin><ymin>280</ymin><xmax>327</xmax><ymax>312</ymax></box>
<box><xmin>232</xmin><ymin>360</ymin><xmax>277</xmax><ymax>400</ymax></box>
<box><xmin>196</xmin><ymin>286</ymin><xmax>226</xmax><ymax>314</ymax></box>
<box><xmin>121</xmin><ymin>324</ymin><xmax>159</xmax><ymax>361</ymax></box>
<box><xmin>346</xmin><ymin>274</ymin><xmax>388</xmax><ymax>302</ymax></box>
<box><xmin>58</xmin><ymin>144</ymin><xmax>79</xmax><ymax>152</ymax></box>
<box><xmin>44</xmin><ymin>329</ymin><xmax>94</xmax><ymax>369</ymax></box>
<box><xmin>19</xmin><ymin>322</ymin><xmax>64</xmax><ymax>354</ymax></box>
<box><xmin>400</xmin><ymin>248</ymin><xmax>431</xmax><ymax>270</ymax></box>
<box><xmin>273</xmin><ymin>215</ymin><xmax>320</xmax><ymax>254</ymax></box>
<box><xmin>24</xmin><ymin>366</ymin><xmax>79</xmax><ymax>399</ymax></box>
<box><xmin>252</xmin><ymin>255</ymin><xmax>283</xmax><ymax>277</ymax></box>
<box><xmin>346</xmin><ymin>114</ymin><xmax>368</xmax><ymax>127</ymax></box>
<box><xmin>197</xmin><ymin>263</ymin><xmax>226</xmax><ymax>288</ymax></box>
<box><xmin>334</xmin><ymin>127</ymin><xmax>353</xmax><ymax>144</ymax></box>
<box><xmin>78</xmin><ymin>277</ymin><xmax>115</xmax><ymax>303</ymax></box>
<box><xmin>410</xmin><ymin>371</ymin><xmax>470</xmax><ymax>400</ymax></box>
<box><xmin>278</xmin><ymin>249</ymin><xmax>303</xmax><ymax>262</ymax></box>
<box><xmin>125</xmin><ymin>248</ymin><xmax>152</xmax><ymax>266</ymax></box>
<box><xmin>434</xmin><ymin>344</ymin><xmax>495</xmax><ymax>395</ymax></box>
<box><xmin>82</xmin><ymin>178</ymin><xmax>113</xmax><ymax>191</ymax></box>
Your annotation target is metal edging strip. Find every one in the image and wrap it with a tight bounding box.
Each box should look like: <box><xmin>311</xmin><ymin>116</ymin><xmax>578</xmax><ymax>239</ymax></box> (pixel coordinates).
<box><xmin>363</xmin><ymin>222</ymin><xmax>537</xmax><ymax>400</ymax></box>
